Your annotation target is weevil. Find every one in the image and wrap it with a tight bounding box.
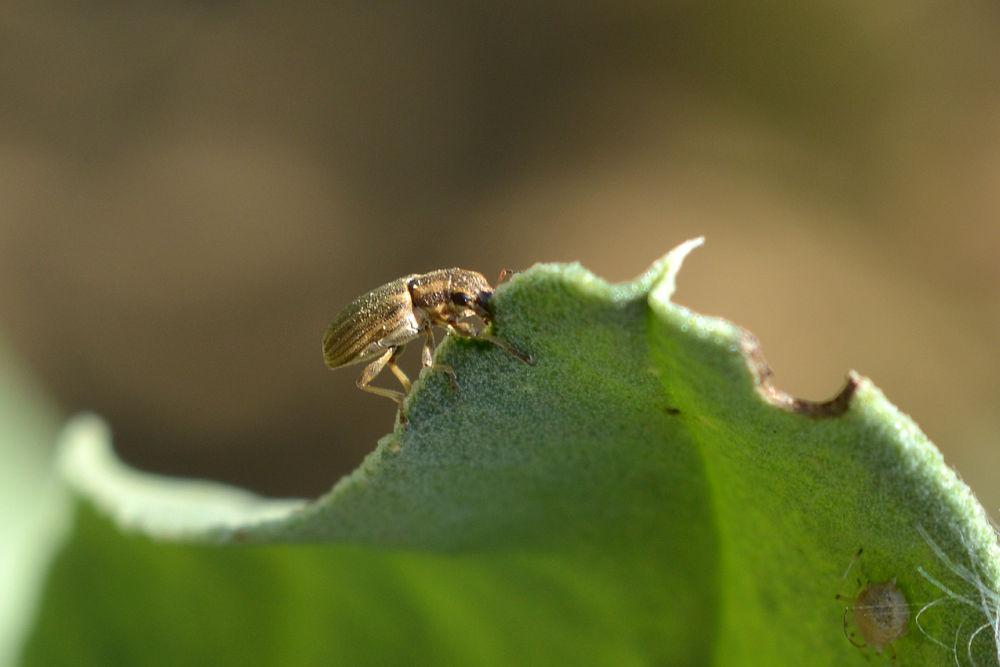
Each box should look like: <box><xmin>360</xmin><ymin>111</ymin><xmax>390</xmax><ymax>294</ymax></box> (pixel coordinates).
<box><xmin>323</xmin><ymin>268</ymin><xmax>533</xmax><ymax>405</ymax></box>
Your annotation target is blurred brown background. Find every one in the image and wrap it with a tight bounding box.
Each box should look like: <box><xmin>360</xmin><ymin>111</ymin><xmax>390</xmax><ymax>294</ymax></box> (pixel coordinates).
<box><xmin>2</xmin><ymin>2</ymin><xmax>998</xmax><ymax>512</ymax></box>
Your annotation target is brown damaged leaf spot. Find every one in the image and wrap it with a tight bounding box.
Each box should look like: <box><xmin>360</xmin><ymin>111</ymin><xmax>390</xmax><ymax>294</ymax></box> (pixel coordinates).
<box><xmin>739</xmin><ymin>331</ymin><xmax>859</xmax><ymax>418</ymax></box>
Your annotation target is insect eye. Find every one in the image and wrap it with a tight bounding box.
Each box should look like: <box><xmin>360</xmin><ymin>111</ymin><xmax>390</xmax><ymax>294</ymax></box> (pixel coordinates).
<box><xmin>451</xmin><ymin>293</ymin><xmax>471</xmax><ymax>307</ymax></box>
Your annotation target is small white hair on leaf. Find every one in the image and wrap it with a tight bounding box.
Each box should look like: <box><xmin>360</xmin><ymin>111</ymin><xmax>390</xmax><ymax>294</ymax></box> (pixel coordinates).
<box><xmin>916</xmin><ymin>523</ymin><xmax>1000</xmax><ymax>666</ymax></box>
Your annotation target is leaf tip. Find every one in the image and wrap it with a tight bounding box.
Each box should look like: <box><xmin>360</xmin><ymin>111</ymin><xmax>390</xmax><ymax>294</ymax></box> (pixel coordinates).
<box><xmin>640</xmin><ymin>236</ymin><xmax>705</xmax><ymax>300</ymax></box>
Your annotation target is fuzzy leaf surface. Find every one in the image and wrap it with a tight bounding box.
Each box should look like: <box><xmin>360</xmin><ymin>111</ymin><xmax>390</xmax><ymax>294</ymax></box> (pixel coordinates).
<box><xmin>20</xmin><ymin>240</ymin><xmax>1000</xmax><ymax>665</ymax></box>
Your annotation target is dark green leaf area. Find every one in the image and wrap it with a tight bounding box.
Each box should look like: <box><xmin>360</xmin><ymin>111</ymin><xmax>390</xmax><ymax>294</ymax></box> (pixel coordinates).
<box><xmin>24</xmin><ymin>503</ymin><xmax>714</xmax><ymax>666</ymax></box>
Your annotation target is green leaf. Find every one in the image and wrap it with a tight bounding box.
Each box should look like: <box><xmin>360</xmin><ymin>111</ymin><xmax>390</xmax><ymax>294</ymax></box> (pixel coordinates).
<box><xmin>19</xmin><ymin>240</ymin><xmax>1000</xmax><ymax>665</ymax></box>
<box><xmin>0</xmin><ymin>338</ymin><xmax>67</xmax><ymax>667</ymax></box>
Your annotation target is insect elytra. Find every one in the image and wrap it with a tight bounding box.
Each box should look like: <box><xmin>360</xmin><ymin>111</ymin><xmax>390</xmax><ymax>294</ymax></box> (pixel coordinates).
<box><xmin>323</xmin><ymin>268</ymin><xmax>532</xmax><ymax>405</ymax></box>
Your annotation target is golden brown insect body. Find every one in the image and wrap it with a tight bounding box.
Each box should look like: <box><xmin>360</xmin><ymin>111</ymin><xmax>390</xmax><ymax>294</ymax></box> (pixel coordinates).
<box><xmin>851</xmin><ymin>580</ymin><xmax>909</xmax><ymax>653</ymax></box>
<box><xmin>323</xmin><ymin>268</ymin><xmax>531</xmax><ymax>404</ymax></box>
<box><xmin>835</xmin><ymin>548</ymin><xmax>909</xmax><ymax>660</ymax></box>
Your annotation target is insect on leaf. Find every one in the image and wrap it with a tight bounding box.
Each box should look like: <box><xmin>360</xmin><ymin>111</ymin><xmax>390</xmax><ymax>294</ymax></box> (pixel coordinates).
<box><xmin>13</xmin><ymin>239</ymin><xmax>1000</xmax><ymax>666</ymax></box>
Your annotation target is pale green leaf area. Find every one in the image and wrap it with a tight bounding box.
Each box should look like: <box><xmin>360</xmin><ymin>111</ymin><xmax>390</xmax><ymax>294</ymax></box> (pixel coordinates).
<box><xmin>19</xmin><ymin>240</ymin><xmax>1000</xmax><ymax>666</ymax></box>
<box><xmin>0</xmin><ymin>339</ymin><xmax>67</xmax><ymax>667</ymax></box>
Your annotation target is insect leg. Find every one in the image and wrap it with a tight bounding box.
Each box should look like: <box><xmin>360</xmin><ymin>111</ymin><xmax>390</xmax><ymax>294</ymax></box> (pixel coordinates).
<box><xmin>420</xmin><ymin>324</ymin><xmax>458</xmax><ymax>389</ymax></box>
<box><xmin>420</xmin><ymin>325</ymin><xmax>435</xmax><ymax>368</ymax></box>
<box><xmin>357</xmin><ymin>347</ymin><xmax>406</xmax><ymax>404</ymax></box>
<box><xmin>841</xmin><ymin>606</ymin><xmax>865</xmax><ymax>648</ymax></box>
<box><xmin>841</xmin><ymin>548</ymin><xmax>863</xmax><ymax>580</ymax></box>
<box><xmin>448</xmin><ymin>320</ymin><xmax>534</xmax><ymax>365</ymax></box>
<box><xmin>385</xmin><ymin>347</ymin><xmax>412</xmax><ymax>393</ymax></box>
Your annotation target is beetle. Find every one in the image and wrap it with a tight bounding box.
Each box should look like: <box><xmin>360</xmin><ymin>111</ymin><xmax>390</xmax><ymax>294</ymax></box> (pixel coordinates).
<box><xmin>323</xmin><ymin>268</ymin><xmax>533</xmax><ymax>405</ymax></box>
